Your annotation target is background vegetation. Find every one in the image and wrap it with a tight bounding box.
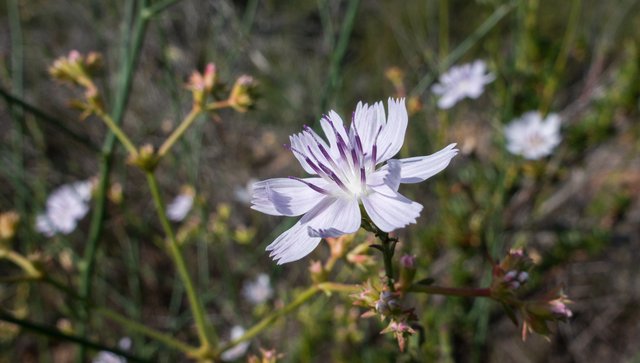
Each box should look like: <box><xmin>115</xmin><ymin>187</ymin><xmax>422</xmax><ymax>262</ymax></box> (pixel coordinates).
<box><xmin>1</xmin><ymin>0</ymin><xmax>639</xmax><ymax>362</ymax></box>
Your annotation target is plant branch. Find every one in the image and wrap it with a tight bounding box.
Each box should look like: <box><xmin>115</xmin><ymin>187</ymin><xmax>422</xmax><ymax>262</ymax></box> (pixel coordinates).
<box><xmin>145</xmin><ymin>172</ymin><xmax>216</xmax><ymax>350</ymax></box>
<box><xmin>408</xmin><ymin>285</ymin><xmax>492</xmax><ymax>298</ymax></box>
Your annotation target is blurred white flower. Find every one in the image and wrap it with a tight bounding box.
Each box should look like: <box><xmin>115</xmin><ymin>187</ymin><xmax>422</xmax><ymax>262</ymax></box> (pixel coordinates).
<box><xmin>167</xmin><ymin>188</ymin><xmax>195</xmax><ymax>222</ymax></box>
<box><xmin>92</xmin><ymin>337</ymin><xmax>131</xmax><ymax>363</ymax></box>
<box><xmin>242</xmin><ymin>273</ymin><xmax>273</xmax><ymax>305</ymax></box>
<box><xmin>36</xmin><ymin>180</ymin><xmax>93</xmax><ymax>237</ymax></box>
<box><xmin>504</xmin><ymin>111</ymin><xmax>561</xmax><ymax>160</ymax></box>
<box><xmin>221</xmin><ymin>326</ymin><xmax>250</xmax><ymax>361</ymax></box>
<box><xmin>431</xmin><ymin>60</ymin><xmax>495</xmax><ymax>109</ymax></box>
<box><xmin>234</xmin><ymin>178</ymin><xmax>258</xmax><ymax>205</ymax></box>
<box><xmin>251</xmin><ymin>98</ymin><xmax>458</xmax><ymax>264</ymax></box>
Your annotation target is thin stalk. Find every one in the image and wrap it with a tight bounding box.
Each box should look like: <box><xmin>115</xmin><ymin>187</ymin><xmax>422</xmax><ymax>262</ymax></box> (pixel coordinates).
<box><xmin>0</xmin><ymin>311</ymin><xmax>151</xmax><ymax>363</ymax></box>
<box><xmin>7</xmin><ymin>0</ymin><xmax>25</xmax><ymax>215</ymax></box>
<box><xmin>319</xmin><ymin>0</ymin><xmax>360</xmax><ymax>112</ymax></box>
<box><xmin>94</xmin><ymin>107</ymin><xmax>138</xmax><ymax>156</ymax></box>
<box><xmin>0</xmin><ymin>250</ymin><xmax>42</xmax><ymax>278</ymax></box>
<box><xmin>145</xmin><ymin>172</ymin><xmax>216</xmax><ymax>350</ymax></box>
<box><xmin>408</xmin><ymin>285</ymin><xmax>491</xmax><ymax>298</ymax></box>
<box><xmin>0</xmin><ymin>88</ymin><xmax>100</xmax><ymax>151</ymax></box>
<box><xmin>77</xmin><ymin>1</ymin><xmax>150</xmax><ymax>360</ymax></box>
<box><xmin>95</xmin><ymin>307</ymin><xmax>198</xmax><ymax>355</ymax></box>
<box><xmin>540</xmin><ymin>0</ymin><xmax>582</xmax><ymax>114</ymax></box>
<box><xmin>218</xmin><ymin>286</ymin><xmax>320</xmax><ymax>354</ymax></box>
<box><xmin>411</xmin><ymin>1</ymin><xmax>515</xmax><ymax>96</ymax></box>
<box><xmin>316</xmin><ymin>282</ymin><xmax>360</xmax><ymax>293</ymax></box>
<box><xmin>157</xmin><ymin>107</ymin><xmax>202</xmax><ymax>158</ymax></box>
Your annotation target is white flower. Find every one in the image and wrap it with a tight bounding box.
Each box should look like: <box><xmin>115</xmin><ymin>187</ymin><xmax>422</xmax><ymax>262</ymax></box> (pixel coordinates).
<box><xmin>35</xmin><ymin>180</ymin><xmax>93</xmax><ymax>237</ymax></box>
<box><xmin>167</xmin><ymin>188</ymin><xmax>195</xmax><ymax>222</ymax></box>
<box><xmin>242</xmin><ymin>273</ymin><xmax>273</xmax><ymax>305</ymax></box>
<box><xmin>234</xmin><ymin>178</ymin><xmax>258</xmax><ymax>205</ymax></box>
<box><xmin>431</xmin><ymin>60</ymin><xmax>495</xmax><ymax>109</ymax></box>
<box><xmin>92</xmin><ymin>337</ymin><xmax>131</xmax><ymax>363</ymax></box>
<box><xmin>504</xmin><ymin>111</ymin><xmax>561</xmax><ymax>160</ymax></box>
<box><xmin>251</xmin><ymin>98</ymin><xmax>458</xmax><ymax>264</ymax></box>
<box><xmin>221</xmin><ymin>326</ymin><xmax>250</xmax><ymax>361</ymax></box>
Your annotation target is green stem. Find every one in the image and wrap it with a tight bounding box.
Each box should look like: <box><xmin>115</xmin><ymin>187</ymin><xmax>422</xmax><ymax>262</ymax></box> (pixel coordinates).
<box><xmin>77</xmin><ymin>1</ymin><xmax>150</xmax><ymax>360</ymax></box>
<box><xmin>408</xmin><ymin>285</ymin><xmax>491</xmax><ymax>298</ymax></box>
<box><xmin>0</xmin><ymin>250</ymin><xmax>42</xmax><ymax>279</ymax></box>
<box><xmin>319</xmin><ymin>0</ymin><xmax>360</xmax><ymax>112</ymax></box>
<box><xmin>95</xmin><ymin>307</ymin><xmax>198</xmax><ymax>355</ymax></box>
<box><xmin>145</xmin><ymin>172</ymin><xmax>216</xmax><ymax>350</ymax></box>
<box><xmin>157</xmin><ymin>107</ymin><xmax>202</xmax><ymax>158</ymax></box>
<box><xmin>316</xmin><ymin>282</ymin><xmax>360</xmax><ymax>293</ymax></box>
<box><xmin>94</xmin><ymin>107</ymin><xmax>138</xmax><ymax>156</ymax></box>
<box><xmin>218</xmin><ymin>286</ymin><xmax>320</xmax><ymax>355</ymax></box>
<box><xmin>411</xmin><ymin>1</ymin><xmax>515</xmax><ymax>96</ymax></box>
<box><xmin>0</xmin><ymin>311</ymin><xmax>151</xmax><ymax>363</ymax></box>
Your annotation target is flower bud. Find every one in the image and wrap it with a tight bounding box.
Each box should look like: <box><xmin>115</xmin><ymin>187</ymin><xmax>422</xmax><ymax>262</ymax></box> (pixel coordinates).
<box><xmin>128</xmin><ymin>144</ymin><xmax>158</xmax><ymax>171</ymax></box>
<box><xmin>0</xmin><ymin>211</ymin><xmax>20</xmax><ymax>242</ymax></box>
<box><xmin>309</xmin><ymin>260</ymin><xmax>327</xmax><ymax>284</ymax></box>
<box><xmin>228</xmin><ymin>75</ymin><xmax>257</xmax><ymax>112</ymax></box>
<box><xmin>398</xmin><ymin>254</ymin><xmax>416</xmax><ymax>292</ymax></box>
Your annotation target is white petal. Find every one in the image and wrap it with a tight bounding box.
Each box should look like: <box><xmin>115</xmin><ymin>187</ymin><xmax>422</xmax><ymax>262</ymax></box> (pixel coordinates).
<box><xmin>352</xmin><ymin>101</ymin><xmax>383</xmax><ymax>157</ymax></box>
<box><xmin>306</xmin><ymin>197</ymin><xmax>361</xmax><ymax>238</ymax></box>
<box><xmin>35</xmin><ymin>214</ymin><xmax>56</xmax><ymax>237</ymax></box>
<box><xmin>376</xmin><ymin>98</ymin><xmax>408</xmax><ymax>163</ymax></box>
<box><xmin>266</xmin><ymin>220</ymin><xmax>322</xmax><ymax>264</ymax></box>
<box><xmin>361</xmin><ymin>189</ymin><xmax>423</xmax><ymax>232</ymax></box>
<box><xmin>251</xmin><ymin>178</ymin><xmax>327</xmax><ymax>217</ymax></box>
<box><xmin>390</xmin><ymin>143</ymin><xmax>458</xmax><ymax>184</ymax></box>
<box><xmin>368</xmin><ymin>159</ymin><xmax>401</xmax><ymax>192</ymax></box>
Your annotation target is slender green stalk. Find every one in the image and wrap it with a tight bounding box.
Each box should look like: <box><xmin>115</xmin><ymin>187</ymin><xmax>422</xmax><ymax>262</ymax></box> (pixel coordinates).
<box><xmin>158</xmin><ymin>107</ymin><xmax>202</xmax><ymax>158</ymax></box>
<box><xmin>319</xmin><ymin>0</ymin><xmax>360</xmax><ymax>112</ymax></box>
<box><xmin>0</xmin><ymin>88</ymin><xmax>100</xmax><ymax>151</ymax></box>
<box><xmin>93</xmin><ymin>107</ymin><xmax>138</xmax><ymax>156</ymax></box>
<box><xmin>411</xmin><ymin>1</ymin><xmax>515</xmax><ymax>96</ymax></box>
<box><xmin>0</xmin><ymin>311</ymin><xmax>151</xmax><ymax>363</ymax></box>
<box><xmin>77</xmin><ymin>1</ymin><xmax>150</xmax><ymax>360</ymax></box>
<box><xmin>218</xmin><ymin>286</ymin><xmax>320</xmax><ymax>354</ymax></box>
<box><xmin>540</xmin><ymin>0</ymin><xmax>582</xmax><ymax>113</ymax></box>
<box><xmin>145</xmin><ymin>172</ymin><xmax>216</xmax><ymax>350</ymax></box>
<box><xmin>408</xmin><ymin>285</ymin><xmax>491</xmax><ymax>298</ymax></box>
<box><xmin>7</xmin><ymin>0</ymin><xmax>25</xmax><ymax>215</ymax></box>
<box><xmin>95</xmin><ymin>307</ymin><xmax>198</xmax><ymax>355</ymax></box>
<box><xmin>0</xmin><ymin>250</ymin><xmax>42</xmax><ymax>278</ymax></box>
<box><xmin>317</xmin><ymin>282</ymin><xmax>360</xmax><ymax>293</ymax></box>
<box><xmin>439</xmin><ymin>0</ymin><xmax>449</xmax><ymax>59</ymax></box>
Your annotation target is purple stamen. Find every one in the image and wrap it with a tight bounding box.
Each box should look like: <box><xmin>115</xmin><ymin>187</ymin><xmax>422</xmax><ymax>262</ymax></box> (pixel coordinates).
<box><xmin>288</xmin><ymin>177</ymin><xmax>329</xmax><ymax>194</ymax></box>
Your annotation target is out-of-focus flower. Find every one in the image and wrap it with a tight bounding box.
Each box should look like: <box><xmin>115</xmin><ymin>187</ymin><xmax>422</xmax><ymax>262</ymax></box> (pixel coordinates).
<box><xmin>251</xmin><ymin>98</ymin><xmax>458</xmax><ymax>264</ymax></box>
<box><xmin>247</xmin><ymin>348</ymin><xmax>283</xmax><ymax>363</ymax></box>
<box><xmin>431</xmin><ymin>60</ymin><xmax>495</xmax><ymax>109</ymax></box>
<box><xmin>167</xmin><ymin>186</ymin><xmax>195</xmax><ymax>222</ymax></box>
<box><xmin>0</xmin><ymin>211</ymin><xmax>20</xmax><ymax>242</ymax></box>
<box><xmin>521</xmin><ymin>289</ymin><xmax>572</xmax><ymax>340</ymax></box>
<box><xmin>398</xmin><ymin>254</ymin><xmax>417</xmax><ymax>291</ymax></box>
<box><xmin>92</xmin><ymin>337</ymin><xmax>131</xmax><ymax>363</ymax></box>
<box><xmin>228</xmin><ymin>75</ymin><xmax>258</xmax><ymax>112</ymax></box>
<box><xmin>187</xmin><ymin>63</ymin><xmax>217</xmax><ymax>105</ymax></box>
<box><xmin>504</xmin><ymin>111</ymin><xmax>561</xmax><ymax>160</ymax></box>
<box><xmin>221</xmin><ymin>326</ymin><xmax>250</xmax><ymax>361</ymax></box>
<box><xmin>242</xmin><ymin>273</ymin><xmax>274</xmax><ymax>305</ymax></box>
<box><xmin>234</xmin><ymin>178</ymin><xmax>258</xmax><ymax>205</ymax></box>
<box><xmin>36</xmin><ymin>180</ymin><xmax>93</xmax><ymax>237</ymax></box>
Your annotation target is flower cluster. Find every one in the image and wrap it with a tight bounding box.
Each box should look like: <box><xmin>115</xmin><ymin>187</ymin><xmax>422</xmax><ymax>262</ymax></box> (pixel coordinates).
<box><xmin>251</xmin><ymin>98</ymin><xmax>458</xmax><ymax>264</ymax></box>
<box><xmin>36</xmin><ymin>180</ymin><xmax>93</xmax><ymax>237</ymax></box>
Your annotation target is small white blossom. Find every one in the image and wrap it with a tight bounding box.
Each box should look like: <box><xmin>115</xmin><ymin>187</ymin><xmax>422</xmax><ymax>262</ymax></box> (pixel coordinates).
<box><xmin>242</xmin><ymin>273</ymin><xmax>273</xmax><ymax>305</ymax></box>
<box><xmin>221</xmin><ymin>326</ymin><xmax>250</xmax><ymax>361</ymax></box>
<box><xmin>167</xmin><ymin>188</ymin><xmax>195</xmax><ymax>222</ymax></box>
<box><xmin>504</xmin><ymin>111</ymin><xmax>561</xmax><ymax>160</ymax></box>
<box><xmin>92</xmin><ymin>337</ymin><xmax>131</xmax><ymax>363</ymax></box>
<box><xmin>431</xmin><ymin>60</ymin><xmax>495</xmax><ymax>109</ymax></box>
<box><xmin>36</xmin><ymin>180</ymin><xmax>93</xmax><ymax>237</ymax></box>
<box><xmin>251</xmin><ymin>98</ymin><xmax>458</xmax><ymax>264</ymax></box>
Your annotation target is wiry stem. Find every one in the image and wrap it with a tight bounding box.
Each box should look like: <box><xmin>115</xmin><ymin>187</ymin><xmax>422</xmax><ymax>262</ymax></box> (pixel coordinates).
<box><xmin>145</xmin><ymin>172</ymin><xmax>217</xmax><ymax>351</ymax></box>
<box><xmin>409</xmin><ymin>285</ymin><xmax>492</xmax><ymax>298</ymax></box>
